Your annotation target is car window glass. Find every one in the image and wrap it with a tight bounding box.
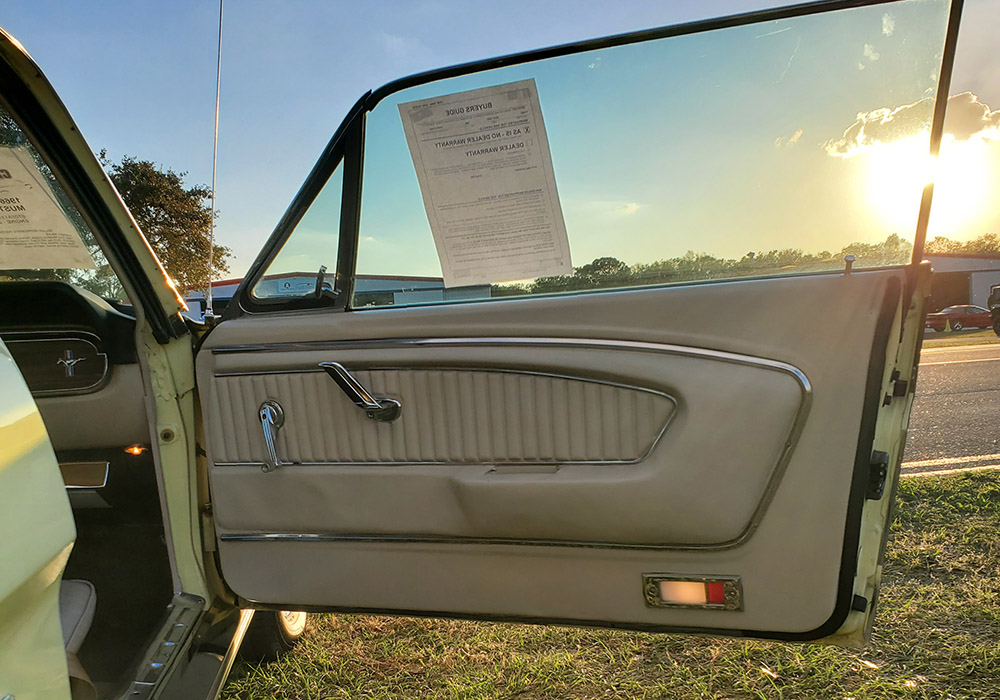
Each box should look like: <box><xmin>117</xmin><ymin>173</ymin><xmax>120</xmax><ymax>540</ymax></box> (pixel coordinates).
<box><xmin>350</xmin><ymin>0</ymin><xmax>949</xmax><ymax>308</ymax></box>
<box><xmin>0</xmin><ymin>107</ymin><xmax>128</xmax><ymax>302</ymax></box>
<box><xmin>252</xmin><ymin>159</ymin><xmax>344</xmax><ymax>300</ymax></box>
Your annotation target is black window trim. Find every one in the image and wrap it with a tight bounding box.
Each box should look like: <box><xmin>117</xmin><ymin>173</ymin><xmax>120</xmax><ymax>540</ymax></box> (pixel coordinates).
<box><xmin>228</xmin><ymin>94</ymin><xmax>367</xmax><ymax>318</ymax></box>
<box><xmin>231</xmin><ymin>0</ymin><xmax>932</xmax><ymax>319</ymax></box>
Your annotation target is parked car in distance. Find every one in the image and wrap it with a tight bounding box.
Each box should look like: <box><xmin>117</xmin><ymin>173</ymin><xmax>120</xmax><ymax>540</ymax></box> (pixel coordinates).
<box><xmin>925</xmin><ymin>305</ymin><xmax>993</xmax><ymax>332</ymax></box>
<box><xmin>989</xmin><ymin>285</ymin><xmax>1000</xmax><ymax>336</ymax></box>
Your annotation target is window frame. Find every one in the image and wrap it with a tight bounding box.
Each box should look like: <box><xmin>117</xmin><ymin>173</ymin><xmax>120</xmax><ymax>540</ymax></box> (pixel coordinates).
<box><xmin>230</xmin><ymin>95</ymin><xmax>366</xmax><ymax>317</ymax></box>
<box><xmin>232</xmin><ymin>0</ymin><xmax>954</xmax><ymax>318</ymax></box>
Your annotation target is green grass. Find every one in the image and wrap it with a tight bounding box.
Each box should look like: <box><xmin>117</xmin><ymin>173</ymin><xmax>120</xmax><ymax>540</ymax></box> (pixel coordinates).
<box><xmin>922</xmin><ymin>328</ymin><xmax>999</xmax><ymax>348</ymax></box>
<box><xmin>222</xmin><ymin>472</ymin><xmax>1000</xmax><ymax>699</ymax></box>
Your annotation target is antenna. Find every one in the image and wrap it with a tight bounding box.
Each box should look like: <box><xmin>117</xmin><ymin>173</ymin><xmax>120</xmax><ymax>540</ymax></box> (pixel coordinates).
<box><xmin>205</xmin><ymin>0</ymin><xmax>224</xmax><ymax>319</ymax></box>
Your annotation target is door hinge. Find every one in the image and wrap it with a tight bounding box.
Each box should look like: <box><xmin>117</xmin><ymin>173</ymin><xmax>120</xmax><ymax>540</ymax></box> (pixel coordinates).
<box><xmin>867</xmin><ymin>450</ymin><xmax>889</xmax><ymax>500</ymax></box>
<box><xmin>882</xmin><ymin>370</ymin><xmax>908</xmax><ymax>405</ymax></box>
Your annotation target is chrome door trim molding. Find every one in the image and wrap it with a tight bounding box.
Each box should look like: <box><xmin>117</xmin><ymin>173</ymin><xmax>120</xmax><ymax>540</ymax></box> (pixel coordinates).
<box><xmin>208</xmin><ymin>337</ymin><xmax>812</xmax><ymax>550</ymax></box>
<box><xmin>210</xmin><ymin>334</ymin><xmax>804</xmax><ymax>378</ymax></box>
<box><xmin>219</xmin><ymin>531</ymin><xmax>723</xmax><ymax>551</ymax></box>
<box><xmin>214</xmin><ymin>365</ymin><xmax>678</xmax><ymax>466</ymax></box>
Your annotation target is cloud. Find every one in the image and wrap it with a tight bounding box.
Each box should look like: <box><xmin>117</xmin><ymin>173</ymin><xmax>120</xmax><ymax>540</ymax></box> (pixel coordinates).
<box><xmin>882</xmin><ymin>13</ymin><xmax>895</xmax><ymax>37</ymax></box>
<box><xmin>863</xmin><ymin>44</ymin><xmax>880</xmax><ymax>62</ymax></box>
<box><xmin>617</xmin><ymin>202</ymin><xmax>640</xmax><ymax>215</ymax></box>
<box><xmin>774</xmin><ymin>128</ymin><xmax>803</xmax><ymax>148</ymax></box>
<box><xmin>940</xmin><ymin>92</ymin><xmax>1000</xmax><ymax>140</ymax></box>
<box><xmin>588</xmin><ymin>56</ymin><xmax>602</xmax><ymax>70</ymax></box>
<box><xmin>825</xmin><ymin>92</ymin><xmax>1000</xmax><ymax>157</ymax></box>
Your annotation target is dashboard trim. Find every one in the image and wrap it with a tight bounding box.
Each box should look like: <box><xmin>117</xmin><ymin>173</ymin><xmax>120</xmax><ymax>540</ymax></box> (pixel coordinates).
<box><xmin>3</xmin><ymin>331</ymin><xmax>110</xmax><ymax>396</ymax></box>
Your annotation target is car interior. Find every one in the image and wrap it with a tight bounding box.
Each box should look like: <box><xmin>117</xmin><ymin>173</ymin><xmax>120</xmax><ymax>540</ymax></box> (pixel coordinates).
<box><xmin>0</xmin><ymin>281</ymin><xmax>172</xmax><ymax>693</ymax></box>
<box><xmin>0</xmin><ymin>0</ymin><xmax>962</xmax><ymax>695</ymax></box>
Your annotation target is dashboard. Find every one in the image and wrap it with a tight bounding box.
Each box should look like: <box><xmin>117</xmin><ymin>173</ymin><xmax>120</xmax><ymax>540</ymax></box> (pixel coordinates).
<box><xmin>0</xmin><ymin>282</ymin><xmax>152</xmax><ymax>497</ymax></box>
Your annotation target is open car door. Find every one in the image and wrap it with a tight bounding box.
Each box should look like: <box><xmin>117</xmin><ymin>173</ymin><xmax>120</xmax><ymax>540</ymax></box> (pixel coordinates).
<box><xmin>199</xmin><ymin>0</ymin><xmax>961</xmax><ymax>644</ymax></box>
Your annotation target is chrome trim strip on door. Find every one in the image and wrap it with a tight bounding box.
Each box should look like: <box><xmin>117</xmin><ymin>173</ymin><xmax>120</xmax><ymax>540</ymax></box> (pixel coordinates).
<box><xmin>209</xmin><ymin>337</ymin><xmax>812</xmax><ymax>550</ymax></box>
<box><xmin>214</xmin><ymin>365</ymin><xmax>678</xmax><ymax>466</ymax></box>
<box><xmin>212</xmin><ymin>335</ymin><xmax>808</xmax><ymax>384</ymax></box>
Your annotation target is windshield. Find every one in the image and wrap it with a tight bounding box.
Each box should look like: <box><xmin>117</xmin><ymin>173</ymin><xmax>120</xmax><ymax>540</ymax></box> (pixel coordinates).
<box><xmin>0</xmin><ymin>106</ymin><xmax>127</xmax><ymax>303</ymax></box>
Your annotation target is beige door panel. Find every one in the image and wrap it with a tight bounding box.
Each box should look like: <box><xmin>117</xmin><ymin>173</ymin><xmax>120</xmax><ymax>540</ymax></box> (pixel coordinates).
<box><xmin>206</xmin><ymin>341</ymin><xmax>804</xmax><ymax>546</ymax></box>
<box><xmin>35</xmin><ymin>365</ymin><xmax>148</xmax><ymax>451</ymax></box>
<box><xmin>199</xmin><ymin>270</ymin><xmax>901</xmax><ymax>637</ymax></box>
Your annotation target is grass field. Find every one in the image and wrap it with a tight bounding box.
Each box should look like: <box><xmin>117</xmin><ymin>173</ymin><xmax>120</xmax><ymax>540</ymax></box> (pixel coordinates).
<box><xmin>922</xmin><ymin>328</ymin><xmax>999</xmax><ymax>348</ymax></box>
<box><xmin>222</xmin><ymin>472</ymin><xmax>1000</xmax><ymax>699</ymax></box>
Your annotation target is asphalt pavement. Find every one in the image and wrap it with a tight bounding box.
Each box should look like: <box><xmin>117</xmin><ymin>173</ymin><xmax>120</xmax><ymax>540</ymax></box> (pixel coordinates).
<box><xmin>901</xmin><ymin>341</ymin><xmax>1000</xmax><ymax>475</ymax></box>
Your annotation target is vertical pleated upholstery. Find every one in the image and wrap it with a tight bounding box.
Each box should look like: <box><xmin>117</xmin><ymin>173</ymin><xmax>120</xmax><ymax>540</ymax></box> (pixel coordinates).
<box><xmin>208</xmin><ymin>369</ymin><xmax>674</xmax><ymax>465</ymax></box>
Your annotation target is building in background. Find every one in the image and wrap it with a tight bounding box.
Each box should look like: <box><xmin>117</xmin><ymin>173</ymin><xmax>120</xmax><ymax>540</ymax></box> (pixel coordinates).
<box><xmin>183</xmin><ymin>273</ymin><xmax>491</xmax><ymax>319</ymax></box>
<box><xmin>924</xmin><ymin>254</ymin><xmax>1000</xmax><ymax>311</ymax></box>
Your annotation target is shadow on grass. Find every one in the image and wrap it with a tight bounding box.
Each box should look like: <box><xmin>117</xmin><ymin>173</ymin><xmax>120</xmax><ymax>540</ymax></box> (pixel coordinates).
<box><xmin>223</xmin><ymin>472</ymin><xmax>1000</xmax><ymax>700</ymax></box>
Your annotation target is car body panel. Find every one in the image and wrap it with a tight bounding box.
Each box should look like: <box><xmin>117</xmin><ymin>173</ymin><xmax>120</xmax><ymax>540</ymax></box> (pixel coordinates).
<box><xmin>0</xmin><ymin>339</ymin><xmax>74</xmax><ymax>700</ymax></box>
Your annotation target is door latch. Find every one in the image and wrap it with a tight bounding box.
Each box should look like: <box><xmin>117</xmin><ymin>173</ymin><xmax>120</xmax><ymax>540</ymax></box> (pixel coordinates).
<box><xmin>319</xmin><ymin>362</ymin><xmax>401</xmax><ymax>423</ymax></box>
<box><xmin>867</xmin><ymin>450</ymin><xmax>889</xmax><ymax>500</ymax></box>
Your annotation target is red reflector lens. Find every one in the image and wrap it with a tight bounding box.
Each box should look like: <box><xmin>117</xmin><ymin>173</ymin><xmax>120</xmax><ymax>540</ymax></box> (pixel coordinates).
<box><xmin>706</xmin><ymin>582</ymin><xmax>726</xmax><ymax>605</ymax></box>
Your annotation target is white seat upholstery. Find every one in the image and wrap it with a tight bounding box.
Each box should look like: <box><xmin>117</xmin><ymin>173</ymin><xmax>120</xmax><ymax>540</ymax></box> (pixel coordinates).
<box><xmin>59</xmin><ymin>579</ymin><xmax>97</xmax><ymax>655</ymax></box>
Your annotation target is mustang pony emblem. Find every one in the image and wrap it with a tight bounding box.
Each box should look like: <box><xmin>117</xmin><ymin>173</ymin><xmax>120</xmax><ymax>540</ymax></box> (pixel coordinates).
<box><xmin>56</xmin><ymin>349</ymin><xmax>86</xmax><ymax>378</ymax></box>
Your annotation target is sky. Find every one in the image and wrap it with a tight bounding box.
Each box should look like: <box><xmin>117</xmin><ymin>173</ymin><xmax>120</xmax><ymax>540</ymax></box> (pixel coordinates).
<box><xmin>4</xmin><ymin>0</ymin><xmax>1000</xmax><ymax>281</ymax></box>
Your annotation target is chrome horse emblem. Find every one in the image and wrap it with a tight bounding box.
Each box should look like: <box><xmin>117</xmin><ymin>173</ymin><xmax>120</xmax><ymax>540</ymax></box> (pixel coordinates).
<box><xmin>56</xmin><ymin>349</ymin><xmax>86</xmax><ymax>378</ymax></box>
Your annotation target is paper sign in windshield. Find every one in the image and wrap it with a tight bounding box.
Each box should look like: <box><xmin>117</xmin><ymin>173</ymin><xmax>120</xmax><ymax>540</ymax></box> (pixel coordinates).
<box><xmin>398</xmin><ymin>79</ymin><xmax>571</xmax><ymax>287</ymax></box>
<box><xmin>0</xmin><ymin>147</ymin><xmax>95</xmax><ymax>271</ymax></box>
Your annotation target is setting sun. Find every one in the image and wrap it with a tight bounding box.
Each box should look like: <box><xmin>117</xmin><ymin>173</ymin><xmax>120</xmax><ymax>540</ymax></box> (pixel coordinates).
<box><xmin>864</xmin><ymin>132</ymin><xmax>995</xmax><ymax>237</ymax></box>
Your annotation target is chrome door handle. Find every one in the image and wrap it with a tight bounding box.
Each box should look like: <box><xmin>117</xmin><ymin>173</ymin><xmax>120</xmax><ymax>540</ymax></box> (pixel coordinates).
<box><xmin>318</xmin><ymin>362</ymin><xmax>401</xmax><ymax>423</ymax></box>
<box><xmin>258</xmin><ymin>400</ymin><xmax>285</xmax><ymax>472</ymax></box>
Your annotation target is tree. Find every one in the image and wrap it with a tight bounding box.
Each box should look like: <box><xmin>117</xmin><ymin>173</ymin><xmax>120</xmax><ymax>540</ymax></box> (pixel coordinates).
<box><xmin>100</xmin><ymin>151</ymin><xmax>231</xmax><ymax>290</ymax></box>
<box><xmin>926</xmin><ymin>233</ymin><xmax>1000</xmax><ymax>256</ymax></box>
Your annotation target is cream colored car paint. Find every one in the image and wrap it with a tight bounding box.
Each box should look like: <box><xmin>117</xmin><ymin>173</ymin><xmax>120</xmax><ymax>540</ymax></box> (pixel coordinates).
<box><xmin>829</xmin><ymin>267</ymin><xmax>931</xmax><ymax>644</ymax></box>
<box><xmin>0</xmin><ymin>340</ymin><xmax>74</xmax><ymax>700</ymax></box>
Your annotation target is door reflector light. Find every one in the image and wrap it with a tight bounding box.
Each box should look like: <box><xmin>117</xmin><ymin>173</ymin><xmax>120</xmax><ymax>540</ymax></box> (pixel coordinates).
<box><xmin>642</xmin><ymin>574</ymin><xmax>742</xmax><ymax>610</ymax></box>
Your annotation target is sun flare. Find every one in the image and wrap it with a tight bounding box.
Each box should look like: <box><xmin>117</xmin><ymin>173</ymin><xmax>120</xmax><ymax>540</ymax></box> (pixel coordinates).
<box><xmin>864</xmin><ymin>133</ymin><xmax>994</xmax><ymax>236</ymax></box>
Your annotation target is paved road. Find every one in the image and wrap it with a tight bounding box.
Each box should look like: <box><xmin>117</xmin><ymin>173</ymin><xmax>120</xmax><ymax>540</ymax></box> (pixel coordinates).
<box><xmin>902</xmin><ymin>342</ymin><xmax>1000</xmax><ymax>475</ymax></box>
